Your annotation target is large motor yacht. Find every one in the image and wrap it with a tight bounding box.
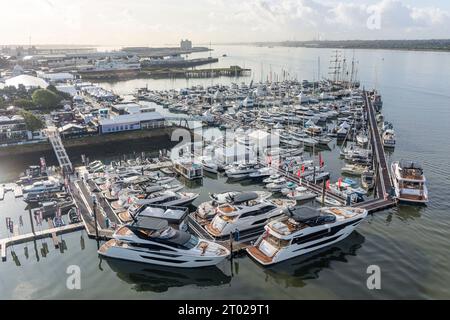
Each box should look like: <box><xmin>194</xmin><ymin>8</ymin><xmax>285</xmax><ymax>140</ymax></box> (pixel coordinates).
<box><xmin>246</xmin><ymin>206</ymin><xmax>368</xmax><ymax>265</ymax></box>
<box><xmin>22</xmin><ymin>177</ymin><xmax>62</xmax><ymax>194</ymax></box>
<box><xmin>391</xmin><ymin>160</ymin><xmax>428</xmax><ymax>204</ymax></box>
<box><xmin>205</xmin><ymin>198</ymin><xmax>295</xmax><ymax>240</ymax></box>
<box><xmin>98</xmin><ymin>217</ymin><xmax>230</xmax><ymax>268</ymax></box>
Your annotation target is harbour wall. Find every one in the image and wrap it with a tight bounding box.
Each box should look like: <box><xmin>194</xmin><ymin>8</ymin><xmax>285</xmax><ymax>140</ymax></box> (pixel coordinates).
<box><xmin>0</xmin><ymin>127</ymin><xmax>193</xmax><ymax>158</ymax></box>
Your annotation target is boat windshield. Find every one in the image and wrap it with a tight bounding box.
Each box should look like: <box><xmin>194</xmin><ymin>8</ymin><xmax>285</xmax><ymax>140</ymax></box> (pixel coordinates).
<box><xmin>184</xmin><ymin>235</ymin><xmax>200</xmax><ymax>249</ymax></box>
<box><xmin>264</xmin><ymin>234</ymin><xmax>291</xmax><ymax>248</ymax></box>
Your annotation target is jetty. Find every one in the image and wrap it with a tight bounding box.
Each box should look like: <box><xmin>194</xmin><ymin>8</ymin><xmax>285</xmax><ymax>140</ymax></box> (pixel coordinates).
<box><xmin>0</xmin><ymin>223</ymin><xmax>84</xmax><ymax>261</ymax></box>
<box><xmin>139</xmin><ymin>65</ymin><xmax>251</xmax><ymax>79</ymax></box>
<box><xmin>354</xmin><ymin>91</ymin><xmax>396</xmax><ymax>213</ymax></box>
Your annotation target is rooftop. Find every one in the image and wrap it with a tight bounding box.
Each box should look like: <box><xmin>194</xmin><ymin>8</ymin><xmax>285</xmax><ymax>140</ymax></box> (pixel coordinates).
<box><xmin>98</xmin><ymin>111</ymin><xmax>165</xmax><ymax>126</ymax></box>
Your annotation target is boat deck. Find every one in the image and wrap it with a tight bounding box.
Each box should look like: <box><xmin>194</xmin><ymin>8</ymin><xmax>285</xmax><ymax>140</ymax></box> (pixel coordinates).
<box><xmin>246</xmin><ymin>246</ymin><xmax>273</xmax><ymax>264</ymax></box>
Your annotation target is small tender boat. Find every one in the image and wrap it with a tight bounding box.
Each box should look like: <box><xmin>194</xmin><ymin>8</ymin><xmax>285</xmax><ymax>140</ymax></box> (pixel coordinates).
<box><xmin>285</xmin><ymin>186</ymin><xmax>317</xmax><ymax>201</ymax></box>
<box><xmin>265</xmin><ymin>178</ymin><xmax>289</xmax><ymax>192</ymax></box>
<box><xmin>68</xmin><ymin>208</ymin><xmax>81</xmax><ymax>224</ymax></box>
<box><xmin>53</xmin><ymin>216</ymin><xmax>66</xmax><ymax>228</ymax></box>
<box><xmin>361</xmin><ymin>170</ymin><xmax>375</xmax><ymax>190</ymax></box>
<box><xmin>315</xmin><ymin>195</ymin><xmax>343</xmax><ymax>207</ymax></box>
<box><xmin>263</xmin><ymin>174</ymin><xmax>282</xmax><ymax>184</ymax></box>
<box><xmin>341</xmin><ymin>164</ymin><xmax>368</xmax><ymax>176</ymax></box>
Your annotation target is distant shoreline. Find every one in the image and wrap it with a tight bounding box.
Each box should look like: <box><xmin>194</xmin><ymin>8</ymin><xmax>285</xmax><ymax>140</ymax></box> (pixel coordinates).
<box><xmin>220</xmin><ymin>39</ymin><xmax>450</xmax><ymax>53</ymax></box>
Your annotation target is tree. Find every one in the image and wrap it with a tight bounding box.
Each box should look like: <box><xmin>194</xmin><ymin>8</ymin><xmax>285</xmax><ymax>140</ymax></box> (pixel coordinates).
<box><xmin>31</xmin><ymin>89</ymin><xmax>61</xmax><ymax>110</ymax></box>
<box><xmin>13</xmin><ymin>98</ymin><xmax>36</xmax><ymax>110</ymax></box>
<box><xmin>19</xmin><ymin>110</ymin><xmax>45</xmax><ymax>132</ymax></box>
<box><xmin>47</xmin><ymin>84</ymin><xmax>72</xmax><ymax>101</ymax></box>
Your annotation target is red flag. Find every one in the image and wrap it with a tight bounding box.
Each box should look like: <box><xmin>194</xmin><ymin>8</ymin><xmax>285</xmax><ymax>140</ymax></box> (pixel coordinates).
<box><xmin>326</xmin><ymin>180</ymin><xmax>330</xmax><ymax>189</ymax></box>
<box><xmin>338</xmin><ymin>177</ymin><xmax>342</xmax><ymax>189</ymax></box>
<box><xmin>297</xmin><ymin>168</ymin><xmax>301</xmax><ymax>177</ymax></box>
<box><xmin>301</xmin><ymin>164</ymin><xmax>305</xmax><ymax>173</ymax></box>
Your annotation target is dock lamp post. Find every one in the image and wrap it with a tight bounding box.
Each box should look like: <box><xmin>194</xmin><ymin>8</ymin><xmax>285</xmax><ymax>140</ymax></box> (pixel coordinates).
<box><xmin>92</xmin><ymin>194</ymin><xmax>100</xmax><ymax>243</ymax></box>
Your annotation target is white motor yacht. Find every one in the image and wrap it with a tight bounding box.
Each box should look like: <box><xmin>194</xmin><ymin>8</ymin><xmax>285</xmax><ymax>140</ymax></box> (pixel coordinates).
<box><xmin>98</xmin><ymin>217</ymin><xmax>230</xmax><ymax>267</ymax></box>
<box><xmin>205</xmin><ymin>198</ymin><xmax>295</xmax><ymax>240</ymax></box>
<box><xmin>391</xmin><ymin>160</ymin><xmax>428</xmax><ymax>204</ymax></box>
<box><xmin>246</xmin><ymin>206</ymin><xmax>367</xmax><ymax>265</ymax></box>
<box><xmin>22</xmin><ymin>177</ymin><xmax>61</xmax><ymax>194</ymax></box>
<box><xmin>382</xmin><ymin>129</ymin><xmax>396</xmax><ymax>148</ymax></box>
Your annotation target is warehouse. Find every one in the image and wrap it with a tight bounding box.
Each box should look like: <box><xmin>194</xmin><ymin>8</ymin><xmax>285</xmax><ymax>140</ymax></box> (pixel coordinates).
<box><xmin>98</xmin><ymin>112</ymin><xmax>166</xmax><ymax>134</ymax></box>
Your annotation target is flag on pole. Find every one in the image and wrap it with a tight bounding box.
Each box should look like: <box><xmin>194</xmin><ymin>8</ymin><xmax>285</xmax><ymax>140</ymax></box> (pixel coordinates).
<box><xmin>338</xmin><ymin>177</ymin><xmax>342</xmax><ymax>189</ymax></box>
<box><xmin>297</xmin><ymin>168</ymin><xmax>302</xmax><ymax>177</ymax></box>
<box><xmin>326</xmin><ymin>180</ymin><xmax>330</xmax><ymax>189</ymax></box>
<box><xmin>301</xmin><ymin>164</ymin><xmax>305</xmax><ymax>174</ymax></box>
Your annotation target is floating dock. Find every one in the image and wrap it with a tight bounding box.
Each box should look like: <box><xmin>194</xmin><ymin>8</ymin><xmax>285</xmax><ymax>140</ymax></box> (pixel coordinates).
<box><xmin>0</xmin><ymin>223</ymin><xmax>84</xmax><ymax>261</ymax></box>
<box><xmin>360</xmin><ymin>90</ymin><xmax>396</xmax><ymax>212</ymax></box>
<box><xmin>139</xmin><ymin>65</ymin><xmax>251</xmax><ymax>79</ymax></box>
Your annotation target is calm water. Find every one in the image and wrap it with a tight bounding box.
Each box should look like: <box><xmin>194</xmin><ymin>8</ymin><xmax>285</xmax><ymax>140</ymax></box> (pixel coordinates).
<box><xmin>1</xmin><ymin>45</ymin><xmax>450</xmax><ymax>299</ymax></box>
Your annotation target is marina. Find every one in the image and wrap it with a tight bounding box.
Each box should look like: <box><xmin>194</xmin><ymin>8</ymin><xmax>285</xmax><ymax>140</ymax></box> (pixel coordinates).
<box><xmin>1</xmin><ymin>43</ymin><xmax>449</xmax><ymax>300</ymax></box>
<box><xmin>0</xmin><ymin>69</ymin><xmax>401</xmax><ymax>261</ymax></box>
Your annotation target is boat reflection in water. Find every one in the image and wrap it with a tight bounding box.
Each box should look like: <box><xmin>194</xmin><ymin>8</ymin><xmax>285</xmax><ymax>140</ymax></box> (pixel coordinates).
<box><xmin>258</xmin><ymin>231</ymin><xmax>365</xmax><ymax>288</ymax></box>
<box><xmin>105</xmin><ymin>258</ymin><xmax>232</xmax><ymax>293</ymax></box>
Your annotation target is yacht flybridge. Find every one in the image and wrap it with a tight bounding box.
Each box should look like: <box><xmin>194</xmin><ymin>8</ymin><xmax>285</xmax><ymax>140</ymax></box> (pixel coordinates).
<box><xmin>246</xmin><ymin>206</ymin><xmax>368</xmax><ymax>265</ymax></box>
<box><xmin>98</xmin><ymin>217</ymin><xmax>230</xmax><ymax>268</ymax></box>
<box><xmin>205</xmin><ymin>198</ymin><xmax>295</xmax><ymax>240</ymax></box>
<box><xmin>209</xmin><ymin>190</ymin><xmax>272</xmax><ymax>205</ymax></box>
<box><xmin>391</xmin><ymin>160</ymin><xmax>428</xmax><ymax>204</ymax></box>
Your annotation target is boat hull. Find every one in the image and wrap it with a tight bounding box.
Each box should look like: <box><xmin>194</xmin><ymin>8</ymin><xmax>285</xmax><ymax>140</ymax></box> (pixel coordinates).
<box><xmin>98</xmin><ymin>240</ymin><xmax>228</xmax><ymax>268</ymax></box>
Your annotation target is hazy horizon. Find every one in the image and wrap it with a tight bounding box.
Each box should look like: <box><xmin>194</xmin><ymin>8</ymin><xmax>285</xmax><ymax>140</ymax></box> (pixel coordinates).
<box><xmin>0</xmin><ymin>0</ymin><xmax>449</xmax><ymax>46</ymax></box>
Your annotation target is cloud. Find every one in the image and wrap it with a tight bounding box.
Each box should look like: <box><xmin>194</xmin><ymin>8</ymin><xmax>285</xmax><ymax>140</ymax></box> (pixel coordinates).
<box><xmin>0</xmin><ymin>0</ymin><xmax>449</xmax><ymax>44</ymax></box>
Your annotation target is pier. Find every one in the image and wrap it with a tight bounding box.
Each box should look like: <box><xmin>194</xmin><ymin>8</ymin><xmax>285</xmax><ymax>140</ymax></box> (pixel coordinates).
<box><xmin>139</xmin><ymin>65</ymin><xmax>251</xmax><ymax>79</ymax></box>
<box><xmin>355</xmin><ymin>91</ymin><xmax>396</xmax><ymax>213</ymax></box>
<box><xmin>0</xmin><ymin>223</ymin><xmax>84</xmax><ymax>261</ymax></box>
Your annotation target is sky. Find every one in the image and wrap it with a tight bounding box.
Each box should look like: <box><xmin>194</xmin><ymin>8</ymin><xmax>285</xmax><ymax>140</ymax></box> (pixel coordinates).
<box><xmin>0</xmin><ymin>0</ymin><xmax>449</xmax><ymax>46</ymax></box>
